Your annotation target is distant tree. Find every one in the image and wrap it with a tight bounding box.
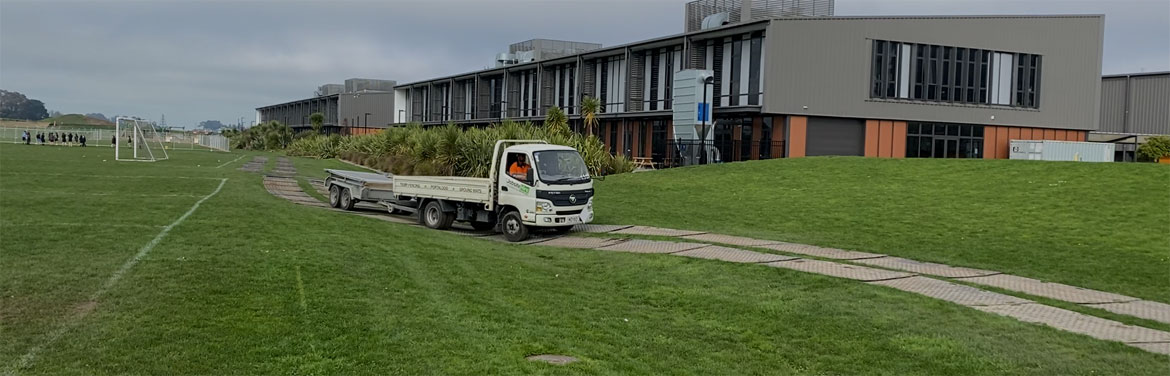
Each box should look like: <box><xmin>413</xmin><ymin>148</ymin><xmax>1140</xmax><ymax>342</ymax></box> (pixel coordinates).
<box><xmin>85</xmin><ymin>113</ymin><xmax>110</xmax><ymax>122</ymax></box>
<box><xmin>309</xmin><ymin>112</ymin><xmax>325</xmax><ymax>134</ymax></box>
<box><xmin>48</xmin><ymin>110</ymin><xmax>63</xmax><ymax>118</ymax></box>
<box><xmin>0</xmin><ymin>89</ymin><xmax>49</xmax><ymax>120</ymax></box>
<box><xmin>198</xmin><ymin>120</ymin><xmax>226</xmax><ymax>131</ymax></box>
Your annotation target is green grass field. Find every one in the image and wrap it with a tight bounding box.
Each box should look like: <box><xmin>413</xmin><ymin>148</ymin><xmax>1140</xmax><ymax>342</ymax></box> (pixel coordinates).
<box><xmin>1</xmin><ymin>145</ymin><xmax>1167</xmax><ymax>375</ymax></box>
<box><xmin>593</xmin><ymin>157</ymin><xmax>1170</xmax><ymax>303</ymax></box>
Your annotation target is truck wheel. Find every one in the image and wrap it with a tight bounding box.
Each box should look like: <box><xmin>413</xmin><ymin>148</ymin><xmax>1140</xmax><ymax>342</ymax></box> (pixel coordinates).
<box><xmin>501</xmin><ymin>212</ymin><xmax>529</xmax><ymax>242</ymax></box>
<box><xmin>340</xmin><ymin>188</ymin><xmax>355</xmax><ymax>211</ymax></box>
<box><xmin>422</xmin><ymin>201</ymin><xmax>454</xmax><ymax>230</ymax></box>
<box><xmin>551</xmin><ymin>225</ymin><xmax>574</xmax><ymax>234</ymax></box>
<box><xmin>470</xmin><ymin>220</ymin><xmax>496</xmax><ymax>231</ymax></box>
<box><xmin>328</xmin><ymin>185</ymin><xmax>341</xmax><ymax>208</ymax></box>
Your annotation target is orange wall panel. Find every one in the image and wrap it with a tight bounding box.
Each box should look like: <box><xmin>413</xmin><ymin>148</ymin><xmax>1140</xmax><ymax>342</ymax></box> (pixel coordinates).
<box><xmin>1044</xmin><ymin>129</ymin><xmax>1056</xmax><ymax>140</ymax></box>
<box><xmin>616</xmin><ymin>122</ymin><xmax>626</xmax><ymax>156</ymax></box>
<box><xmin>1076</xmin><ymin>131</ymin><xmax>1086</xmax><ymax>141</ymax></box>
<box><xmin>631</xmin><ymin>122</ymin><xmax>641</xmax><ymax>158</ymax></box>
<box><xmin>1055</xmin><ymin>130</ymin><xmax>1067</xmax><ymax>141</ymax></box>
<box><xmin>788</xmin><ymin>116</ymin><xmax>807</xmax><ymax>158</ymax></box>
<box><xmin>983</xmin><ymin>126</ymin><xmax>999</xmax><ymax>158</ymax></box>
<box><xmin>878</xmin><ymin>121</ymin><xmax>894</xmax><ymax>158</ymax></box>
<box><xmin>997</xmin><ymin>127</ymin><xmax>1010</xmax><ymax>158</ymax></box>
<box><xmin>892</xmin><ymin>121</ymin><xmax>908</xmax><ymax>158</ymax></box>
<box><xmin>864</xmin><ymin>120</ymin><xmax>879</xmax><ymax>157</ymax></box>
<box><xmin>1008</xmin><ymin>127</ymin><xmax>1022</xmax><ymax>142</ymax></box>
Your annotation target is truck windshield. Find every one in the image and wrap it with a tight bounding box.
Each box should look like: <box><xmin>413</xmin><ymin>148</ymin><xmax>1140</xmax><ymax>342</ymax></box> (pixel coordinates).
<box><xmin>533</xmin><ymin>150</ymin><xmax>590</xmax><ymax>185</ymax></box>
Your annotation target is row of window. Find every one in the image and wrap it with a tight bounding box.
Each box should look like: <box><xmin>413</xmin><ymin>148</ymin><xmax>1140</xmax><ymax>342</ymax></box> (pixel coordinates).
<box><xmin>871</xmin><ymin>40</ymin><xmax>1041</xmax><ymax>109</ymax></box>
<box><xmin>707</xmin><ymin>32</ymin><xmax>765</xmax><ymax>107</ymax></box>
<box><xmin>906</xmin><ymin>122</ymin><xmax>984</xmax><ymax>159</ymax></box>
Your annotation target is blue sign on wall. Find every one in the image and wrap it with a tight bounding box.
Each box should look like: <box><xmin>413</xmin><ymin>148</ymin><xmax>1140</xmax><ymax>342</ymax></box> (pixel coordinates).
<box><xmin>696</xmin><ymin>103</ymin><xmax>710</xmax><ymax>122</ymax></box>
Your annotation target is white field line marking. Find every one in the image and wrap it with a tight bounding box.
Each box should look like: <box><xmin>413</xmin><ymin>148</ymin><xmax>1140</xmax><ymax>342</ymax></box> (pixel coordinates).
<box><xmin>8</xmin><ymin>178</ymin><xmax>228</xmax><ymax>373</ymax></box>
<box><xmin>0</xmin><ymin>172</ymin><xmax>223</xmax><ymax>180</ymax></box>
<box><xmin>214</xmin><ymin>154</ymin><xmax>247</xmax><ymax>169</ymax></box>
<box><xmin>0</xmin><ymin>189</ymin><xmax>204</xmax><ymax>198</ymax></box>
<box><xmin>0</xmin><ymin>222</ymin><xmax>164</xmax><ymax>229</ymax></box>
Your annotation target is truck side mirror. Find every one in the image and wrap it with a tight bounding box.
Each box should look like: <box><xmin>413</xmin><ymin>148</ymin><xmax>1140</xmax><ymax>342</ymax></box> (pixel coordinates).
<box><xmin>525</xmin><ymin>169</ymin><xmax>534</xmax><ymax>185</ymax></box>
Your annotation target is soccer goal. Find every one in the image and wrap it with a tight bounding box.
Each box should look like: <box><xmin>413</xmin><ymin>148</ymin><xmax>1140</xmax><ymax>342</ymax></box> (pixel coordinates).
<box><xmin>115</xmin><ymin>117</ymin><xmax>169</xmax><ymax>162</ymax></box>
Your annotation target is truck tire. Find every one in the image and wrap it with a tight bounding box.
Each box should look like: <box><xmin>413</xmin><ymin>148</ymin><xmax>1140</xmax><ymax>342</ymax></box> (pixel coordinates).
<box><xmin>470</xmin><ymin>220</ymin><xmax>496</xmax><ymax>231</ymax></box>
<box><xmin>328</xmin><ymin>185</ymin><xmax>341</xmax><ymax>208</ymax></box>
<box><xmin>501</xmin><ymin>211</ymin><xmax>529</xmax><ymax>242</ymax></box>
<box><xmin>422</xmin><ymin>201</ymin><xmax>454</xmax><ymax>230</ymax></box>
<box><xmin>340</xmin><ymin>188</ymin><xmax>355</xmax><ymax>211</ymax></box>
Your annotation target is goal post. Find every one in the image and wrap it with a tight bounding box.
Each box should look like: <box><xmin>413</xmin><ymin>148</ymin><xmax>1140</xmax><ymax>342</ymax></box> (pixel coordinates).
<box><xmin>115</xmin><ymin>117</ymin><xmax>169</xmax><ymax>162</ymax></box>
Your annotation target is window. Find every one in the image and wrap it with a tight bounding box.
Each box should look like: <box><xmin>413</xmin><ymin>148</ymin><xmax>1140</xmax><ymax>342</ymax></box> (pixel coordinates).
<box><xmin>906</xmin><ymin>122</ymin><xmax>984</xmax><ymax>159</ymax></box>
<box><xmin>871</xmin><ymin>40</ymin><xmax>1040</xmax><ymax>109</ymax></box>
<box><xmin>504</xmin><ymin>152</ymin><xmax>533</xmax><ymax>185</ymax></box>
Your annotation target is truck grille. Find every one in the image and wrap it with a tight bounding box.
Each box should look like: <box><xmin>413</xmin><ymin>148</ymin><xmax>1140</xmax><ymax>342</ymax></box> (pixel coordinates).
<box><xmin>536</xmin><ymin>188</ymin><xmax>593</xmax><ymax>206</ymax></box>
<box><xmin>557</xmin><ymin>210</ymin><xmax>583</xmax><ymax>215</ymax></box>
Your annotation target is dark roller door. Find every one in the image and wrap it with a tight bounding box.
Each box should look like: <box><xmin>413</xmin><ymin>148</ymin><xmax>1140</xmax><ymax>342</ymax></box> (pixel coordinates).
<box><xmin>806</xmin><ymin>117</ymin><xmax>865</xmax><ymax>156</ymax></box>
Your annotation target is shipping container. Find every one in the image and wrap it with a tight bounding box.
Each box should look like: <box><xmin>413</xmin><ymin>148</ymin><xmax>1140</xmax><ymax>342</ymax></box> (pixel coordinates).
<box><xmin>1009</xmin><ymin>140</ymin><xmax>1115</xmax><ymax>162</ymax></box>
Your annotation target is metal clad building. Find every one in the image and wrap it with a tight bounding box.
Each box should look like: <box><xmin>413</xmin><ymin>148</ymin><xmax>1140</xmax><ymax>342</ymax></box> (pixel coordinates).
<box><xmin>765</xmin><ymin>16</ymin><xmax>1104</xmax><ymax>131</ymax></box>
<box><xmin>394</xmin><ymin>14</ymin><xmax>1106</xmax><ymax>162</ymax></box>
<box><xmin>1098</xmin><ymin>72</ymin><xmax>1170</xmax><ymax>135</ymax></box>
<box><xmin>257</xmin><ymin>79</ymin><xmax>396</xmax><ymax>134</ymax></box>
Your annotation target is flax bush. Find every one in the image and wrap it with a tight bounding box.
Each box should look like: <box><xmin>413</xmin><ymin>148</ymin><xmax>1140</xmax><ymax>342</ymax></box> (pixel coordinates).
<box><xmin>286</xmin><ymin>107</ymin><xmax>634</xmax><ymax>177</ymax></box>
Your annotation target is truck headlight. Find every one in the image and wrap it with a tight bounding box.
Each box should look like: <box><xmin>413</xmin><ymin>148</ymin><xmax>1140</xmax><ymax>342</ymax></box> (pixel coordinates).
<box><xmin>537</xmin><ymin>201</ymin><xmax>553</xmax><ymax>213</ymax></box>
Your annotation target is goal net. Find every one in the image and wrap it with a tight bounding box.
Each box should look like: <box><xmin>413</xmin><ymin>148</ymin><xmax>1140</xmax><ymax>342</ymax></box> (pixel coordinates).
<box><xmin>115</xmin><ymin>117</ymin><xmax>169</xmax><ymax>162</ymax></box>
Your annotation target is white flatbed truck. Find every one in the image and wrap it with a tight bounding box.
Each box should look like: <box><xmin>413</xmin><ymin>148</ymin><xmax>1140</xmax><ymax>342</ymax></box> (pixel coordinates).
<box><xmin>324</xmin><ymin>140</ymin><xmax>595</xmax><ymax>242</ymax></box>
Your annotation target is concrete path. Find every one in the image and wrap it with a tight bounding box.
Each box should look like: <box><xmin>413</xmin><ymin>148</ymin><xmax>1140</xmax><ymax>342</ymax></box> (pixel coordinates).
<box><xmin>237</xmin><ymin>156</ymin><xmax>267</xmax><ymax>173</ymax></box>
<box><xmin>261</xmin><ymin>160</ymin><xmax>1170</xmax><ymax>356</ymax></box>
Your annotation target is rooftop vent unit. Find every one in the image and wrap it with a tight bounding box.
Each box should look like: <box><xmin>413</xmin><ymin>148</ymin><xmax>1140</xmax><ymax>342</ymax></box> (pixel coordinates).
<box><xmin>701</xmin><ymin>12</ymin><xmax>731</xmax><ymax>30</ymax></box>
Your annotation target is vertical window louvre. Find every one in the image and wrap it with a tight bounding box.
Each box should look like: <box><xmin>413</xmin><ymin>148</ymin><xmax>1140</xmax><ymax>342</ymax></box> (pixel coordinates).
<box><xmin>748</xmin><ymin>36</ymin><xmax>762</xmax><ymax>105</ymax></box>
<box><xmin>898</xmin><ymin>43</ymin><xmax>912</xmax><ymax>98</ymax></box>
<box><xmin>886</xmin><ymin>41</ymin><xmax>899</xmax><ymax>98</ymax></box>
<box><xmin>872</xmin><ymin>40</ymin><xmax>1041</xmax><ymax>109</ymax></box>
<box><xmin>872</xmin><ymin>40</ymin><xmax>885</xmax><ymax>98</ymax></box>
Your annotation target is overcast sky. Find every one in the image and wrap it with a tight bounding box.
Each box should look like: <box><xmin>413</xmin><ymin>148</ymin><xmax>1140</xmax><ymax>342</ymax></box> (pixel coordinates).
<box><xmin>1</xmin><ymin>0</ymin><xmax>1166</xmax><ymax>128</ymax></box>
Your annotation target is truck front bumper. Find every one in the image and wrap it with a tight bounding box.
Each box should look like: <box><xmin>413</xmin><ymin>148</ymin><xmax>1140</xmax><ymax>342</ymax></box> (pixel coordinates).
<box><xmin>530</xmin><ymin>203</ymin><xmax>593</xmax><ymax>227</ymax></box>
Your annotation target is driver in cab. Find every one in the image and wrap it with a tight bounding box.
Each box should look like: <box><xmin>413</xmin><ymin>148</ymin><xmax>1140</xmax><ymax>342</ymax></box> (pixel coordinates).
<box><xmin>509</xmin><ymin>154</ymin><xmax>531</xmax><ymax>182</ymax></box>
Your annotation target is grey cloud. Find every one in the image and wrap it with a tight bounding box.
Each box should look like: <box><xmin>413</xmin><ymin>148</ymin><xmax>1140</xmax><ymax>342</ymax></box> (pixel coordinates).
<box><xmin>1</xmin><ymin>0</ymin><xmax>1165</xmax><ymax>127</ymax></box>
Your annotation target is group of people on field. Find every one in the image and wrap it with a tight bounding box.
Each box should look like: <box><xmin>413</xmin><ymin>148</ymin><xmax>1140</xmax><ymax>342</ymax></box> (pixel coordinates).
<box><xmin>22</xmin><ymin>130</ymin><xmax>88</xmax><ymax>147</ymax></box>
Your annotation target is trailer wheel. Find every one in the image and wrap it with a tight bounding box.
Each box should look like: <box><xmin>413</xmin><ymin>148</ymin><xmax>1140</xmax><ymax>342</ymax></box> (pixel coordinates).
<box><xmin>340</xmin><ymin>188</ymin><xmax>355</xmax><ymax>211</ymax></box>
<box><xmin>328</xmin><ymin>185</ymin><xmax>341</xmax><ymax>208</ymax></box>
<box><xmin>501</xmin><ymin>212</ymin><xmax>529</xmax><ymax>242</ymax></box>
<box><xmin>422</xmin><ymin>201</ymin><xmax>454</xmax><ymax>230</ymax></box>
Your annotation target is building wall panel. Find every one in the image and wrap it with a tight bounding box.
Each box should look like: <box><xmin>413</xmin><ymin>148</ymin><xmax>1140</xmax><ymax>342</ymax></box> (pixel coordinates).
<box><xmin>1128</xmin><ymin>74</ymin><xmax>1170</xmax><ymax>135</ymax></box>
<box><xmin>764</xmin><ymin>16</ymin><xmax>1104</xmax><ymax>131</ymax></box>
<box><xmin>788</xmin><ymin>116</ymin><xmax>807</xmax><ymax>158</ymax></box>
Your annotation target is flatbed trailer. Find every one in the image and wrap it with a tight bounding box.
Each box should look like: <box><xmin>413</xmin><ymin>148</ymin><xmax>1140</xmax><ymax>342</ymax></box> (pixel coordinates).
<box><xmin>323</xmin><ymin>140</ymin><xmax>595</xmax><ymax>241</ymax></box>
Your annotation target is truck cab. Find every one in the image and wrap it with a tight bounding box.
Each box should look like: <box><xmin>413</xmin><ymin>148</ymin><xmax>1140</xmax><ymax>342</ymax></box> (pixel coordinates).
<box><xmin>491</xmin><ymin>142</ymin><xmax>595</xmax><ymax>241</ymax></box>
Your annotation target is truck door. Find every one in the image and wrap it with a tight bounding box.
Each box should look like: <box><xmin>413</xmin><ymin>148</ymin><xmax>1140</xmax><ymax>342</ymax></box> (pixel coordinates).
<box><xmin>498</xmin><ymin>152</ymin><xmax>536</xmax><ymax>222</ymax></box>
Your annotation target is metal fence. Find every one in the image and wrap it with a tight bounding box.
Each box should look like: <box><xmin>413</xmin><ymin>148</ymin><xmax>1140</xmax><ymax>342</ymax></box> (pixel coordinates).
<box><xmin>1</xmin><ymin>126</ymin><xmax>230</xmax><ymax>152</ymax></box>
<box><xmin>659</xmin><ymin>139</ymin><xmax>784</xmax><ymax>168</ymax></box>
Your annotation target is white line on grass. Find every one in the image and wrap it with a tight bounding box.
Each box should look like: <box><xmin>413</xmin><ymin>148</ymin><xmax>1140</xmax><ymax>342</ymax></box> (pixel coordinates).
<box><xmin>0</xmin><ymin>222</ymin><xmax>164</xmax><ymax>229</ymax></box>
<box><xmin>214</xmin><ymin>154</ymin><xmax>247</xmax><ymax>168</ymax></box>
<box><xmin>7</xmin><ymin>178</ymin><xmax>228</xmax><ymax>374</ymax></box>
<box><xmin>0</xmin><ymin>172</ymin><xmax>223</xmax><ymax>180</ymax></box>
<box><xmin>0</xmin><ymin>189</ymin><xmax>205</xmax><ymax>198</ymax></box>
